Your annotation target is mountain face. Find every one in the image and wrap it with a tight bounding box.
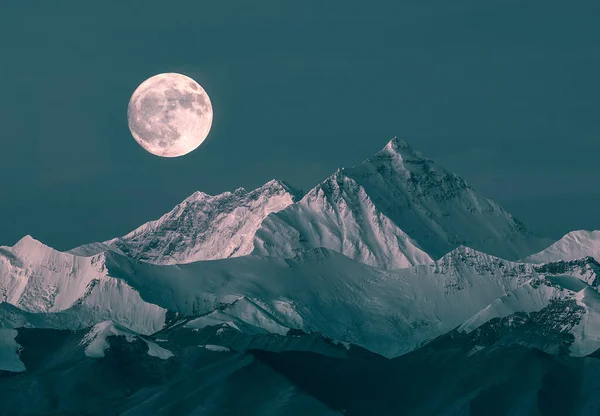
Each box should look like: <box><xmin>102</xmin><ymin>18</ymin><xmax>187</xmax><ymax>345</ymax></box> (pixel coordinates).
<box><xmin>252</xmin><ymin>172</ymin><xmax>434</xmax><ymax>269</ymax></box>
<box><xmin>253</xmin><ymin>138</ymin><xmax>551</xmax><ymax>268</ymax></box>
<box><xmin>70</xmin><ymin>138</ymin><xmax>550</xmax><ymax>269</ymax></box>
<box><xmin>523</xmin><ymin>230</ymin><xmax>600</xmax><ymax>263</ymax></box>
<box><xmin>0</xmin><ymin>236</ymin><xmax>167</xmax><ymax>335</ymax></box>
<box><xmin>71</xmin><ymin>179</ymin><xmax>302</xmax><ymax>264</ymax></box>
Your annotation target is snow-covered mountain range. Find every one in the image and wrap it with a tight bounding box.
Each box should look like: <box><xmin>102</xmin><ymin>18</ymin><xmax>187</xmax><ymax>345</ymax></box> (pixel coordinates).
<box><xmin>2</xmin><ymin>137</ymin><xmax>600</xmax><ymax>415</ymax></box>
<box><xmin>72</xmin><ymin>138</ymin><xmax>551</xmax><ymax>269</ymax></box>
<box><xmin>70</xmin><ymin>179</ymin><xmax>303</xmax><ymax>263</ymax></box>
<box><xmin>2</xmin><ymin>231</ymin><xmax>600</xmax><ymax>359</ymax></box>
<box><xmin>254</xmin><ymin>138</ymin><xmax>552</xmax><ymax>268</ymax></box>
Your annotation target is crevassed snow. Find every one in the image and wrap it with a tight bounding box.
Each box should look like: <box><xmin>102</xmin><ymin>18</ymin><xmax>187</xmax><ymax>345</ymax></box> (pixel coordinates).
<box><xmin>81</xmin><ymin>321</ymin><xmax>173</xmax><ymax>359</ymax></box>
<box><xmin>0</xmin><ymin>328</ymin><xmax>25</xmax><ymax>372</ymax></box>
<box><xmin>523</xmin><ymin>230</ymin><xmax>600</xmax><ymax>263</ymax></box>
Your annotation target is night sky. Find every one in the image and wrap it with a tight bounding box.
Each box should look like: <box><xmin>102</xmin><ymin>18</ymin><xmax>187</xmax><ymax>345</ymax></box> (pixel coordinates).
<box><xmin>1</xmin><ymin>1</ymin><xmax>599</xmax><ymax>250</ymax></box>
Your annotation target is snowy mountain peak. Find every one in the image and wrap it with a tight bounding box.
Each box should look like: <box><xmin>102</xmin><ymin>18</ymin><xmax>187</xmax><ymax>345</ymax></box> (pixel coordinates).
<box><xmin>71</xmin><ymin>179</ymin><xmax>303</xmax><ymax>264</ymax></box>
<box><xmin>431</xmin><ymin>245</ymin><xmax>533</xmax><ymax>278</ymax></box>
<box><xmin>254</xmin><ymin>137</ymin><xmax>550</xmax><ymax>267</ymax></box>
<box><xmin>5</xmin><ymin>235</ymin><xmax>71</xmax><ymax>264</ymax></box>
<box><xmin>368</xmin><ymin>136</ymin><xmax>449</xmax><ymax>180</ymax></box>
<box><xmin>179</xmin><ymin>179</ymin><xmax>300</xmax><ymax>206</ymax></box>
<box><xmin>302</xmin><ymin>170</ymin><xmax>357</xmax><ymax>201</ymax></box>
<box><xmin>523</xmin><ymin>230</ymin><xmax>600</xmax><ymax>263</ymax></box>
<box><xmin>182</xmin><ymin>190</ymin><xmax>210</xmax><ymax>203</ymax></box>
<box><xmin>256</xmin><ymin>179</ymin><xmax>304</xmax><ymax>201</ymax></box>
<box><xmin>11</xmin><ymin>235</ymin><xmax>47</xmax><ymax>253</ymax></box>
<box><xmin>347</xmin><ymin>137</ymin><xmax>470</xmax><ymax>202</ymax></box>
<box><xmin>66</xmin><ymin>137</ymin><xmax>550</xmax><ymax>268</ymax></box>
<box><xmin>381</xmin><ymin>136</ymin><xmax>426</xmax><ymax>159</ymax></box>
<box><xmin>253</xmin><ymin>171</ymin><xmax>435</xmax><ymax>269</ymax></box>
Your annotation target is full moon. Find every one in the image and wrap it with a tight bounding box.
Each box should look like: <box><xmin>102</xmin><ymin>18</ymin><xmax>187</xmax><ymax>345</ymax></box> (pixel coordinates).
<box><xmin>127</xmin><ymin>73</ymin><xmax>213</xmax><ymax>157</ymax></box>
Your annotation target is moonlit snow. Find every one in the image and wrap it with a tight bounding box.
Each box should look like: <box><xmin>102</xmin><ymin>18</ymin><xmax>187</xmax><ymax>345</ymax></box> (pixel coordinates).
<box><xmin>3</xmin><ymin>138</ymin><xmax>600</xmax><ymax>414</ymax></box>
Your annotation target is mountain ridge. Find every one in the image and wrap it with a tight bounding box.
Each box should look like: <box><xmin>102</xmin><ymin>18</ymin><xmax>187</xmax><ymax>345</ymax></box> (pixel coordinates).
<box><xmin>4</xmin><ymin>234</ymin><xmax>594</xmax><ymax>359</ymax></box>
<box><xmin>66</xmin><ymin>137</ymin><xmax>552</xmax><ymax>268</ymax></box>
<box><xmin>71</xmin><ymin>179</ymin><xmax>303</xmax><ymax>264</ymax></box>
<box><xmin>523</xmin><ymin>229</ymin><xmax>600</xmax><ymax>263</ymax></box>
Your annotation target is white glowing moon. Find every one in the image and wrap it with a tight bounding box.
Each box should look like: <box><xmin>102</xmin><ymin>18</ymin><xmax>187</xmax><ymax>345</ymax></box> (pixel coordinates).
<box><xmin>127</xmin><ymin>73</ymin><xmax>213</xmax><ymax>157</ymax></box>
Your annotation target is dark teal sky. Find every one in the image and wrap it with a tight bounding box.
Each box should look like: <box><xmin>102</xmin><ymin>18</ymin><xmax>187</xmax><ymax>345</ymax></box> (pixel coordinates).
<box><xmin>1</xmin><ymin>1</ymin><xmax>599</xmax><ymax>250</ymax></box>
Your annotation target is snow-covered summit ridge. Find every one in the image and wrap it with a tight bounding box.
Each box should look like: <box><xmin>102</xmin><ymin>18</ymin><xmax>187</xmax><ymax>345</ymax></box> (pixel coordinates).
<box><xmin>253</xmin><ymin>137</ymin><xmax>551</xmax><ymax>267</ymax></box>
<box><xmin>72</xmin><ymin>179</ymin><xmax>303</xmax><ymax>264</ymax></box>
<box><xmin>345</xmin><ymin>138</ymin><xmax>551</xmax><ymax>258</ymax></box>
<box><xmin>65</xmin><ymin>137</ymin><xmax>552</xmax><ymax>267</ymax></box>
<box><xmin>523</xmin><ymin>230</ymin><xmax>600</xmax><ymax>264</ymax></box>
<box><xmin>252</xmin><ymin>171</ymin><xmax>435</xmax><ymax>269</ymax></box>
<box><xmin>8</xmin><ymin>235</ymin><xmax>53</xmax><ymax>258</ymax></box>
<box><xmin>182</xmin><ymin>179</ymin><xmax>303</xmax><ymax>205</ymax></box>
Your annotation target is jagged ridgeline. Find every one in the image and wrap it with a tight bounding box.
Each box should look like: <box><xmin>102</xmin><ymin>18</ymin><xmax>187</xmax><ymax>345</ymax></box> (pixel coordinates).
<box><xmin>2</xmin><ymin>138</ymin><xmax>600</xmax><ymax>415</ymax></box>
<box><xmin>72</xmin><ymin>138</ymin><xmax>552</xmax><ymax>268</ymax></box>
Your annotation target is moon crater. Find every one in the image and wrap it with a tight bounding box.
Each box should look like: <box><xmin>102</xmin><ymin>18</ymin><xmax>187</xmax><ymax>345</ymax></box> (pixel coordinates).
<box><xmin>127</xmin><ymin>73</ymin><xmax>213</xmax><ymax>157</ymax></box>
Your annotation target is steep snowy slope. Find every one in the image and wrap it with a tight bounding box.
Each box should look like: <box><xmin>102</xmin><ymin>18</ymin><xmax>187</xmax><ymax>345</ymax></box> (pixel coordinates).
<box><xmin>253</xmin><ymin>172</ymin><xmax>434</xmax><ymax>269</ymax></box>
<box><xmin>0</xmin><ymin>236</ymin><xmax>167</xmax><ymax>334</ymax></box>
<box><xmin>71</xmin><ymin>180</ymin><xmax>302</xmax><ymax>264</ymax></box>
<box><xmin>523</xmin><ymin>230</ymin><xmax>600</xmax><ymax>263</ymax></box>
<box><xmin>457</xmin><ymin>272</ymin><xmax>600</xmax><ymax>356</ymax></box>
<box><xmin>253</xmin><ymin>138</ymin><xmax>551</xmax><ymax>268</ymax></box>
